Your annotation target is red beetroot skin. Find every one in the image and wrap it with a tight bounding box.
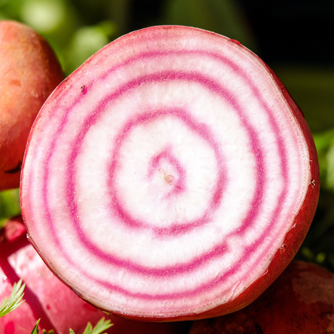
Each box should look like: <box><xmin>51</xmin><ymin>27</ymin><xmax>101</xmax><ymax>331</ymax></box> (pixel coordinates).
<box><xmin>0</xmin><ymin>20</ymin><xmax>64</xmax><ymax>191</ymax></box>
<box><xmin>0</xmin><ymin>217</ymin><xmax>191</xmax><ymax>334</ymax></box>
<box><xmin>190</xmin><ymin>260</ymin><xmax>334</xmax><ymax>334</ymax></box>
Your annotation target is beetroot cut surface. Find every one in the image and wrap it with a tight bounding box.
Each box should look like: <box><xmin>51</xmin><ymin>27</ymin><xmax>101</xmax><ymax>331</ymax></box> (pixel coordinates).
<box><xmin>20</xmin><ymin>26</ymin><xmax>320</xmax><ymax>321</ymax></box>
<box><xmin>0</xmin><ymin>217</ymin><xmax>191</xmax><ymax>334</ymax></box>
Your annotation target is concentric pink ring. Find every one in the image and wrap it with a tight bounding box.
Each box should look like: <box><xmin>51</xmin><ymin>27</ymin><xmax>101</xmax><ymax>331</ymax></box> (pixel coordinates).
<box><xmin>29</xmin><ymin>48</ymin><xmax>289</xmax><ymax>302</ymax></box>
<box><xmin>108</xmin><ymin>107</ymin><xmax>226</xmax><ymax>235</ymax></box>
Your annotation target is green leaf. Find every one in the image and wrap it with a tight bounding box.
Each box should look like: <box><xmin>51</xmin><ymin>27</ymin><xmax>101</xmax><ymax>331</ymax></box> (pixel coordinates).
<box><xmin>43</xmin><ymin>329</ymin><xmax>54</xmax><ymax>334</ymax></box>
<box><xmin>32</xmin><ymin>319</ymin><xmax>54</xmax><ymax>334</ymax></box>
<box><xmin>0</xmin><ymin>279</ymin><xmax>25</xmax><ymax>318</ymax></box>
<box><xmin>82</xmin><ymin>317</ymin><xmax>113</xmax><ymax>334</ymax></box>
<box><xmin>0</xmin><ymin>189</ymin><xmax>21</xmax><ymax>228</ymax></box>
<box><xmin>31</xmin><ymin>319</ymin><xmax>41</xmax><ymax>334</ymax></box>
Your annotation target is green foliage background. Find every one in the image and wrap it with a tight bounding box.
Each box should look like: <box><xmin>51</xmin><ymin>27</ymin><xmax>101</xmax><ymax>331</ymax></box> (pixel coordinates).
<box><xmin>0</xmin><ymin>0</ymin><xmax>333</xmax><ymax>271</ymax></box>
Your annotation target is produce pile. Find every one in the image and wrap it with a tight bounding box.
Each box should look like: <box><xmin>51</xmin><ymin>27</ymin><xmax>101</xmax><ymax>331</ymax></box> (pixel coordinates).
<box><xmin>0</xmin><ymin>20</ymin><xmax>332</xmax><ymax>334</ymax></box>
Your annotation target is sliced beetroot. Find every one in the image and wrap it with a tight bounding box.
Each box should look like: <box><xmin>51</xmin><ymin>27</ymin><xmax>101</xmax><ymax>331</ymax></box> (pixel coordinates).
<box><xmin>0</xmin><ymin>217</ymin><xmax>191</xmax><ymax>334</ymax></box>
<box><xmin>20</xmin><ymin>26</ymin><xmax>320</xmax><ymax>321</ymax></box>
<box><xmin>189</xmin><ymin>260</ymin><xmax>334</xmax><ymax>334</ymax></box>
<box><xmin>0</xmin><ymin>216</ymin><xmax>110</xmax><ymax>333</ymax></box>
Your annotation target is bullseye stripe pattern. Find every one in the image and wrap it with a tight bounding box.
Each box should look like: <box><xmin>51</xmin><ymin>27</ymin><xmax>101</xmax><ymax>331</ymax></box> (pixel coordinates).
<box><xmin>21</xmin><ymin>27</ymin><xmax>310</xmax><ymax>318</ymax></box>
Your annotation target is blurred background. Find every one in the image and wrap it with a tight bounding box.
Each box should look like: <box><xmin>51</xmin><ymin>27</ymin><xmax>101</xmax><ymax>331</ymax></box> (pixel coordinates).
<box><xmin>0</xmin><ymin>0</ymin><xmax>333</xmax><ymax>271</ymax></box>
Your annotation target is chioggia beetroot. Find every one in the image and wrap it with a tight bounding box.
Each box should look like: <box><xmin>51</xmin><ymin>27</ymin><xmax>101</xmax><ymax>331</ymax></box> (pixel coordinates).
<box><xmin>0</xmin><ymin>20</ymin><xmax>64</xmax><ymax>191</ymax></box>
<box><xmin>0</xmin><ymin>217</ymin><xmax>191</xmax><ymax>333</ymax></box>
<box><xmin>20</xmin><ymin>25</ymin><xmax>320</xmax><ymax>321</ymax></box>
<box><xmin>189</xmin><ymin>260</ymin><xmax>334</xmax><ymax>334</ymax></box>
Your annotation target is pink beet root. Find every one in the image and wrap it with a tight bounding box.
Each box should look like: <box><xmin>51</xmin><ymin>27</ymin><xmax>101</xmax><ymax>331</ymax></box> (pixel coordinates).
<box><xmin>0</xmin><ymin>217</ymin><xmax>191</xmax><ymax>333</ymax></box>
<box><xmin>190</xmin><ymin>260</ymin><xmax>334</xmax><ymax>334</ymax></box>
<box><xmin>20</xmin><ymin>25</ymin><xmax>319</xmax><ymax>321</ymax></box>
<box><xmin>0</xmin><ymin>20</ymin><xmax>65</xmax><ymax>191</ymax></box>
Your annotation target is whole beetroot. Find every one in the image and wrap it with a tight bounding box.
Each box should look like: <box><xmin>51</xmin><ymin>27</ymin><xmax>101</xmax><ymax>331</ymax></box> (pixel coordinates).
<box><xmin>190</xmin><ymin>260</ymin><xmax>334</xmax><ymax>334</ymax></box>
<box><xmin>0</xmin><ymin>217</ymin><xmax>191</xmax><ymax>334</ymax></box>
<box><xmin>0</xmin><ymin>20</ymin><xmax>64</xmax><ymax>191</ymax></box>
